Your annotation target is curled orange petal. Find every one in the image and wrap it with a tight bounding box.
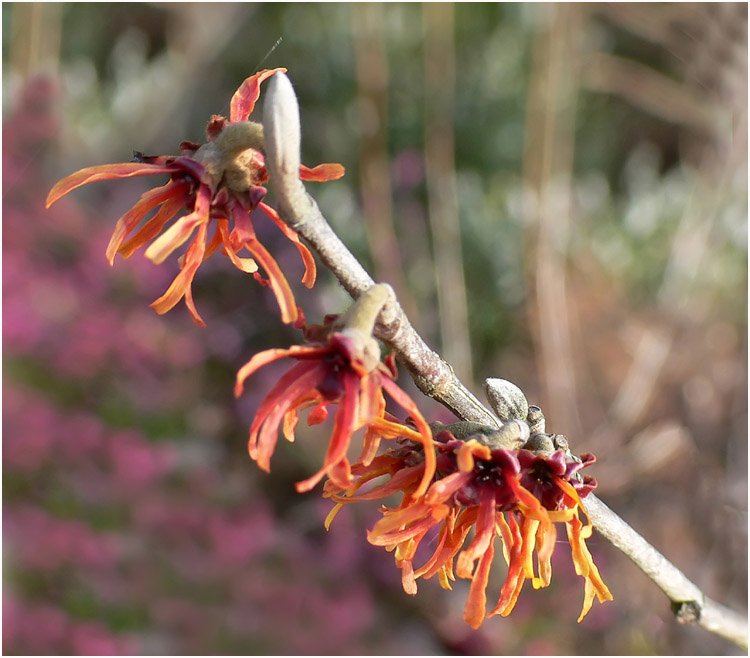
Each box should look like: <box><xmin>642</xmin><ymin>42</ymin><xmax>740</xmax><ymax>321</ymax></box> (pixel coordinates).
<box><xmin>299</xmin><ymin>162</ymin><xmax>346</xmax><ymax>182</ymax></box>
<box><xmin>150</xmin><ymin>221</ymin><xmax>208</xmax><ymax>326</ymax></box>
<box><xmin>229</xmin><ymin>67</ymin><xmax>287</xmax><ymax>123</ymax></box>
<box><xmin>234</xmin><ymin>344</ymin><xmax>326</xmax><ymax>397</ymax></box>
<box><xmin>144</xmin><ymin>185</ymin><xmax>211</xmax><ymax>264</ymax></box>
<box><xmin>117</xmin><ymin>193</ymin><xmax>187</xmax><ymax>260</ymax></box>
<box><xmin>106</xmin><ymin>182</ymin><xmax>184</xmax><ymax>264</ymax></box>
<box><xmin>463</xmin><ymin>537</ymin><xmax>494</xmax><ymax>629</ymax></box>
<box><xmin>259</xmin><ymin>202</ymin><xmax>316</xmax><ymax>288</ymax></box>
<box><xmin>379</xmin><ymin>377</ymin><xmax>436</xmax><ymax>498</ymax></box>
<box><xmin>46</xmin><ymin>162</ymin><xmax>177</xmax><ymax>208</ymax></box>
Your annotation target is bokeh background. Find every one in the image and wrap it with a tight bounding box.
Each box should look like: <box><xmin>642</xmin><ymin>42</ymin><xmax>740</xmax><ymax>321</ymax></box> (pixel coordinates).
<box><xmin>3</xmin><ymin>3</ymin><xmax>747</xmax><ymax>655</ymax></box>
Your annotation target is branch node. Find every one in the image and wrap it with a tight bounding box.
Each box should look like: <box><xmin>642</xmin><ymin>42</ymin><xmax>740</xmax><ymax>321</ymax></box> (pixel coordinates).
<box><xmin>672</xmin><ymin>600</ymin><xmax>702</xmax><ymax>625</ymax></box>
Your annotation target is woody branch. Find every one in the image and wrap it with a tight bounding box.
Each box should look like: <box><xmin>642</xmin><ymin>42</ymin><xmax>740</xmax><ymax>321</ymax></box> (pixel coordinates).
<box><xmin>262</xmin><ymin>71</ymin><xmax>747</xmax><ymax>650</ymax></box>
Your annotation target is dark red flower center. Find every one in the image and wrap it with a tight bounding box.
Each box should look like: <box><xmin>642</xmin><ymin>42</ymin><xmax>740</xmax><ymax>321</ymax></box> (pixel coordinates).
<box><xmin>316</xmin><ymin>352</ymin><xmax>354</xmax><ymax>401</ymax></box>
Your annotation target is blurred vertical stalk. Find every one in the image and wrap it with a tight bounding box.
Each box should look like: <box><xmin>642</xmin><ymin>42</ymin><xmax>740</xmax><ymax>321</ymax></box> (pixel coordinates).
<box><xmin>8</xmin><ymin>2</ymin><xmax>61</xmax><ymax>79</ymax></box>
<box><xmin>522</xmin><ymin>4</ymin><xmax>584</xmax><ymax>435</ymax></box>
<box><xmin>422</xmin><ymin>3</ymin><xmax>473</xmax><ymax>385</ymax></box>
<box><xmin>582</xmin><ymin>4</ymin><xmax>746</xmax><ymax>431</ymax></box>
<box><xmin>351</xmin><ymin>4</ymin><xmax>415</xmax><ymax>319</ymax></box>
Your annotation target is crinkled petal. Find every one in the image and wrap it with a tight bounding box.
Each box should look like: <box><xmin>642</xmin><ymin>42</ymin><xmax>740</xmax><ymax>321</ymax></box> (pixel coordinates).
<box><xmin>369</xmin><ymin>502</ymin><xmax>440</xmax><ymax>543</ymax></box>
<box><xmin>149</xmin><ymin>221</ymin><xmax>208</xmax><ymax>326</ymax></box>
<box><xmin>463</xmin><ymin>534</ymin><xmax>494</xmax><ymax>629</ymax></box>
<box><xmin>535</xmin><ymin>521</ymin><xmax>557</xmax><ymax>589</ymax></box>
<box><xmin>456</xmin><ymin>490</ymin><xmax>496</xmax><ymax>579</ymax></box>
<box><xmin>46</xmin><ymin>161</ymin><xmax>178</xmax><ymax>208</ymax></box>
<box><xmin>328</xmin><ymin>462</ymin><xmax>424</xmax><ymax>504</ymax></box>
<box><xmin>106</xmin><ymin>181</ymin><xmax>186</xmax><ymax>263</ymax></box>
<box><xmin>307</xmin><ymin>402</ymin><xmax>330</xmax><ymax>426</ymax></box>
<box><xmin>416</xmin><ymin>508</ymin><xmax>473</xmax><ymax>582</ymax></box>
<box><xmin>401</xmin><ymin>560</ymin><xmax>418</xmax><ymax>596</ymax></box>
<box><xmin>295</xmin><ymin>375</ymin><xmax>361</xmax><ymax>492</ymax></box>
<box><xmin>144</xmin><ymin>184</ymin><xmax>212</xmax><ymax>264</ymax></box>
<box><xmin>232</xmin><ymin>207</ymin><xmax>298</xmax><ymax>324</ymax></box>
<box><xmin>217</xmin><ymin>219</ymin><xmax>259</xmax><ymax>273</ymax></box>
<box><xmin>425</xmin><ymin>470</ymin><xmax>474</xmax><ymax>507</ymax></box>
<box><xmin>369</xmin><ymin>504</ymin><xmax>449</xmax><ymax>546</ymax></box>
<box><xmin>230</xmin><ymin>67</ymin><xmax>287</xmax><ymax>123</ymax></box>
<box><xmin>249</xmin><ymin>363</ymin><xmax>325</xmax><ymax>471</ymax></box>
<box><xmin>566</xmin><ymin>512</ymin><xmax>613</xmax><ymax>620</ymax></box>
<box><xmin>259</xmin><ymin>202</ymin><xmax>316</xmax><ymax>288</ymax></box>
<box><xmin>413</xmin><ymin>516</ymin><xmax>453</xmax><ymax>581</ymax></box>
<box><xmin>490</xmin><ymin>512</ymin><xmax>527</xmax><ymax>617</ymax></box>
<box><xmin>380</xmin><ymin>377</ymin><xmax>436</xmax><ymax>498</ymax></box>
<box><xmin>234</xmin><ymin>345</ymin><xmax>329</xmax><ymax>397</ymax></box>
<box><xmin>118</xmin><ymin>192</ymin><xmax>188</xmax><ymax>259</ymax></box>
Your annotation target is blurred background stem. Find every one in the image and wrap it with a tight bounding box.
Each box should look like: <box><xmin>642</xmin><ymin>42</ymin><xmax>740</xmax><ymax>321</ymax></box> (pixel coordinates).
<box><xmin>351</xmin><ymin>3</ymin><xmax>415</xmax><ymax>319</ymax></box>
<box><xmin>423</xmin><ymin>2</ymin><xmax>473</xmax><ymax>385</ymax></box>
<box><xmin>522</xmin><ymin>3</ymin><xmax>583</xmax><ymax>437</ymax></box>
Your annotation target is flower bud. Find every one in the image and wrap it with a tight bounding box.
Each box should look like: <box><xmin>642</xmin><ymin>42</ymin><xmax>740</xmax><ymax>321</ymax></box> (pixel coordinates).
<box><xmin>484</xmin><ymin>378</ymin><xmax>529</xmax><ymax>423</ymax></box>
<box><xmin>527</xmin><ymin>405</ymin><xmax>545</xmax><ymax>434</ymax></box>
<box><xmin>485</xmin><ymin>419</ymin><xmax>530</xmax><ymax>450</ymax></box>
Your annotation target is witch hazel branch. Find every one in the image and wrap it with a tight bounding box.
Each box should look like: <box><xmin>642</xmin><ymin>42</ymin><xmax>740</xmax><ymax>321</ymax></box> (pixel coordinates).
<box><xmin>47</xmin><ymin>68</ymin><xmax>747</xmax><ymax>648</ymax></box>
<box><xmin>261</xmin><ymin>71</ymin><xmax>748</xmax><ymax>648</ymax></box>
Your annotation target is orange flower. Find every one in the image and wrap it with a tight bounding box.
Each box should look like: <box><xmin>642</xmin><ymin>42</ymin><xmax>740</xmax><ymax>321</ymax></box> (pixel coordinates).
<box><xmin>234</xmin><ymin>320</ymin><xmax>436</xmax><ymax>496</ymax></box>
<box><xmin>46</xmin><ymin>69</ymin><xmax>344</xmax><ymax>326</ymax></box>
<box><xmin>325</xmin><ymin>430</ymin><xmax>612</xmax><ymax>628</ymax></box>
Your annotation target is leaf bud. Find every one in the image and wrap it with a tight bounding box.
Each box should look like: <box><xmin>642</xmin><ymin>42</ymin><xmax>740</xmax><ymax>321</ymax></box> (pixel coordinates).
<box><xmin>484</xmin><ymin>378</ymin><xmax>529</xmax><ymax>423</ymax></box>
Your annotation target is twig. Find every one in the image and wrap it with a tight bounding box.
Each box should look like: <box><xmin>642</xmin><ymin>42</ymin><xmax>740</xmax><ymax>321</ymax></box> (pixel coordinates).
<box><xmin>263</xmin><ymin>70</ymin><xmax>497</xmax><ymax>428</ymax></box>
<box><xmin>262</xmin><ymin>70</ymin><xmax>748</xmax><ymax>650</ymax></box>
<box><xmin>585</xmin><ymin>495</ymin><xmax>748</xmax><ymax>649</ymax></box>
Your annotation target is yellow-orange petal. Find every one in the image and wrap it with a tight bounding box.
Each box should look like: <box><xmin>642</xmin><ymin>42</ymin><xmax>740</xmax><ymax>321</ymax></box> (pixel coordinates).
<box><xmin>368</xmin><ymin>502</ymin><xmax>434</xmax><ymax>541</ymax></box>
<box><xmin>46</xmin><ymin>162</ymin><xmax>177</xmax><ymax>208</ymax></box>
<box><xmin>324</xmin><ymin>503</ymin><xmax>344</xmax><ymax>531</ymax></box>
<box><xmin>577</xmin><ymin>579</ymin><xmax>596</xmax><ymax>623</ymax></box>
<box><xmin>183</xmin><ymin>280</ymin><xmax>207</xmax><ymax>328</ymax></box>
<box><xmin>457</xmin><ymin>440</ymin><xmax>491</xmax><ymax>473</ymax></box>
<box><xmin>535</xmin><ymin>520</ymin><xmax>556</xmax><ymax>589</ymax></box>
<box><xmin>402</xmin><ymin>560</ymin><xmax>418</xmax><ymax>595</ymax></box>
<box><xmin>379</xmin><ymin>377</ymin><xmax>436</xmax><ymax>498</ymax></box>
<box><xmin>463</xmin><ymin>537</ymin><xmax>494</xmax><ymax>629</ymax></box>
<box><xmin>489</xmin><ymin>512</ymin><xmax>527</xmax><ymax>617</ymax></box>
<box><xmin>566</xmin><ymin>513</ymin><xmax>613</xmax><ymax>611</ymax></box>
<box><xmin>424</xmin><ymin>470</ymin><xmax>473</xmax><ymax>507</ymax></box>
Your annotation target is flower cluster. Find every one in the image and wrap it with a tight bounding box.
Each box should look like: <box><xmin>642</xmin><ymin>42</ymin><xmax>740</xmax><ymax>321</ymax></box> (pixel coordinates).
<box><xmin>325</xmin><ymin>428</ymin><xmax>612</xmax><ymax>628</ymax></box>
<box><xmin>46</xmin><ymin>69</ymin><xmax>344</xmax><ymax>326</ymax></box>
<box><xmin>43</xmin><ymin>67</ymin><xmax>612</xmax><ymax>634</ymax></box>
<box><xmin>235</xmin><ymin>307</ymin><xmax>436</xmax><ymax>497</ymax></box>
